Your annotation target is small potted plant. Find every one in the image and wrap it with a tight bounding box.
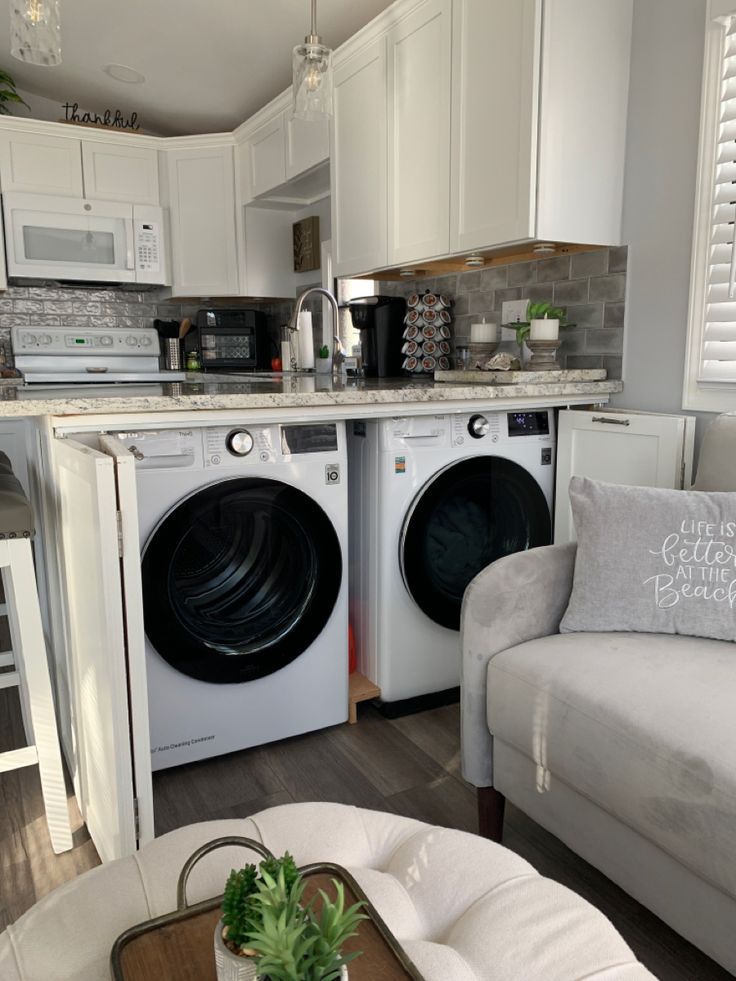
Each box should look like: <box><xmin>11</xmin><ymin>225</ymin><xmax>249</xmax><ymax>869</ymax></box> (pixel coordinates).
<box><xmin>0</xmin><ymin>69</ymin><xmax>29</xmax><ymax>116</ymax></box>
<box><xmin>215</xmin><ymin>852</ymin><xmax>366</xmax><ymax>981</ymax></box>
<box><xmin>502</xmin><ymin>300</ymin><xmax>569</xmax><ymax>366</ymax></box>
<box><xmin>316</xmin><ymin>344</ymin><xmax>333</xmax><ymax>375</ymax></box>
<box><xmin>527</xmin><ymin>301</ymin><xmax>566</xmax><ymax>341</ymax></box>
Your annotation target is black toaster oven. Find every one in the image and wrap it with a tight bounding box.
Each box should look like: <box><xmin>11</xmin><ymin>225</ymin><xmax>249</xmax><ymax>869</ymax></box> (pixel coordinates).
<box><xmin>192</xmin><ymin>309</ymin><xmax>271</xmax><ymax>371</ymax></box>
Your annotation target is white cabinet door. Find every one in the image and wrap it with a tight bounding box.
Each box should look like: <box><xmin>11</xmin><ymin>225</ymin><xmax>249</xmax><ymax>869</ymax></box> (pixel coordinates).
<box><xmin>387</xmin><ymin>0</ymin><xmax>451</xmax><ymax>266</ymax></box>
<box><xmin>332</xmin><ymin>37</ymin><xmax>388</xmax><ymax>277</ymax></box>
<box><xmin>450</xmin><ymin>0</ymin><xmax>539</xmax><ymax>253</ymax></box>
<box><xmin>50</xmin><ymin>436</ymin><xmax>141</xmax><ymax>862</ymax></box>
<box><xmin>248</xmin><ymin>113</ymin><xmax>287</xmax><ymax>199</ymax></box>
<box><xmin>285</xmin><ymin>114</ymin><xmax>329</xmax><ymax>181</ymax></box>
<box><xmin>82</xmin><ymin>141</ymin><xmax>160</xmax><ymax>205</ymax></box>
<box><xmin>164</xmin><ymin>145</ymin><xmax>240</xmax><ymax>296</ymax></box>
<box><xmin>554</xmin><ymin>409</ymin><xmax>696</xmax><ymax>544</ymax></box>
<box><xmin>97</xmin><ymin>435</ymin><xmax>154</xmax><ymax>849</ymax></box>
<box><xmin>0</xmin><ymin>130</ymin><xmax>83</xmax><ymax>196</ymax></box>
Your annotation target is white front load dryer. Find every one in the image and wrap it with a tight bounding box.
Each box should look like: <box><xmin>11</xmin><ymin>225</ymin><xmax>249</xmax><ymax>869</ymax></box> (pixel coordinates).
<box><xmin>118</xmin><ymin>421</ymin><xmax>348</xmax><ymax>770</ymax></box>
<box><xmin>348</xmin><ymin>410</ymin><xmax>555</xmax><ymax>707</ymax></box>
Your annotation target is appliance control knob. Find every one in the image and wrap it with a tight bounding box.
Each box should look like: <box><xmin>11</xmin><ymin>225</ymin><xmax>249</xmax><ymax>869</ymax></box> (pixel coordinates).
<box><xmin>226</xmin><ymin>429</ymin><xmax>254</xmax><ymax>457</ymax></box>
<box><xmin>126</xmin><ymin>335</ymin><xmax>137</xmax><ymax>347</ymax></box>
<box><xmin>468</xmin><ymin>414</ymin><xmax>490</xmax><ymax>439</ymax></box>
<box><xmin>100</xmin><ymin>335</ymin><xmax>113</xmax><ymax>347</ymax></box>
<box><xmin>40</xmin><ymin>334</ymin><xmax>52</xmax><ymax>345</ymax></box>
<box><xmin>22</xmin><ymin>333</ymin><xmax>35</xmax><ymax>345</ymax></box>
<box><xmin>140</xmin><ymin>336</ymin><xmax>153</xmax><ymax>347</ymax></box>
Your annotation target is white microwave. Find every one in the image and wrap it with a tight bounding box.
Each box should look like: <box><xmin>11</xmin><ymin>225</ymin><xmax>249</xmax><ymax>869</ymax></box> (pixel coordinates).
<box><xmin>2</xmin><ymin>192</ymin><xmax>170</xmax><ymax>286</ymax></box>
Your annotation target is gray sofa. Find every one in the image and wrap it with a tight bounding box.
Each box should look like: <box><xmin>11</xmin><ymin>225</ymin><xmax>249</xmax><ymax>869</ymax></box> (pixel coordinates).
<box><xmin>460</xmin><ymin>413</ymin><xmax>736</xmax><ymax>975</ymax></box>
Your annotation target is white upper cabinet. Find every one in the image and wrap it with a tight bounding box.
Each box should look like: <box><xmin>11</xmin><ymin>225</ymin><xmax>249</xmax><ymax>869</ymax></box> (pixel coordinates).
<box><xmin>247</xmin><ymin>114</ymin><xmax>287</xmax><ymax>199</ymax></box>
<box><xmin>285</xmin><ymin>114</ymin><xmax>329</xmax><ymax>181</ymax></box>
<box><xmin>451</xmin><ymin>0</ymin><xmax>633</xmax><ymax>254</ymax></box>
<box><xmin>332</xmin><ymin>37</ymin><xmax>388</xmax><ymax>278</ymax></box>
<box><xmin>0</xmin><ymin>130</ymin><xmax>83</xmax><ymax>197</ymax></box>
<box><xmin>163</xmin><ymin>145</ymin><xmax>240</xmax><ymax>296</ymax></box>
<box><xmin>387</xmin><ymin>0</ymin><xmax>451</xmax><ymax>265</ymax></box>
<box><xmin>450</xmin><ymin>0</ymin><xmax>538</xmax><ymax>252</ymax></box>
<box><xmin>82</xmin><ymin>141</ymin><xmax>160</xmax><ymax>205</ymax></box>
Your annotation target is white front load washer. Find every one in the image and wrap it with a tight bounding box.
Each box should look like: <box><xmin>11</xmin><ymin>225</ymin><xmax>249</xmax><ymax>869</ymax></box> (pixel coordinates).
<box><xmin>348</xmin><ymin>410</ymin><xmax>555</xmax><ymax>706</ymax></box>
<box><xmin>116</xmin><ymin>420</ymin><xmax>348</xmax><ymax>770</ymax></box>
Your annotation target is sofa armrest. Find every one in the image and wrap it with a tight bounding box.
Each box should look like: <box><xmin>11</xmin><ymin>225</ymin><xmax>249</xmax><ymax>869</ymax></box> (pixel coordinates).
<box><xmin>460</xmin><ymin>542</ymin><xmax>577</xmax><ymax>788</ymax></box>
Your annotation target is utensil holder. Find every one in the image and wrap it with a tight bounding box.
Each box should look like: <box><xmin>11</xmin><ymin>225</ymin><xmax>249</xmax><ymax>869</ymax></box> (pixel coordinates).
<box><xmin>163</xmin><ymin>338</ymin><xmax>182</xmax><ymax>371</ymax></box>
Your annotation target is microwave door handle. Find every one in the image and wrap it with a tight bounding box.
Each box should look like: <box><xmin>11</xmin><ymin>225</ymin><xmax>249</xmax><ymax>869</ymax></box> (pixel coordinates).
<box><xmin>125</xmin><ymin>218</ymin><xmax>135</xmax><ymax>270</ymax></box>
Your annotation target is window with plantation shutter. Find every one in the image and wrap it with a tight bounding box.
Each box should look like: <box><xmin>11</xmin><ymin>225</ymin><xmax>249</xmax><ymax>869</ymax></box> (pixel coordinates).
<box><xmin>702</xmin><ymin>17</ymin><xmax>736</xmax><ymax>382</ymax></box>
<box><xmin>685</xmin><ymin>4</ymin><xmax>736</xmax><ymax>410</ymax></box>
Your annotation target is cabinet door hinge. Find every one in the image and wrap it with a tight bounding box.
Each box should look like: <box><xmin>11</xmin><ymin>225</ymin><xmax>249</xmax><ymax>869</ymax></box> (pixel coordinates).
<box><xmin>116</xmin><ymin>510</ymin><xmax>124</xmax><ymax>558</ymax></box>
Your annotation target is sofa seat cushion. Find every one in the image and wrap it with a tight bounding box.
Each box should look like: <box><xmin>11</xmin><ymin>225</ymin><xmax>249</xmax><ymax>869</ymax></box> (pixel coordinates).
<box><xmin>487</xmin><ymin>631</ymin><xmax>736</xmax><ymax>900</ymax></box>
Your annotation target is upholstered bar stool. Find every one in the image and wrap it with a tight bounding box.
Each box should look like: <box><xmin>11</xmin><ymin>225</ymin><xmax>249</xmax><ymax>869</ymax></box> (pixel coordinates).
<box><xmin>0</xmin><ymin>451</ymin><xmax>72</xmax><ymax>854</ymax></box>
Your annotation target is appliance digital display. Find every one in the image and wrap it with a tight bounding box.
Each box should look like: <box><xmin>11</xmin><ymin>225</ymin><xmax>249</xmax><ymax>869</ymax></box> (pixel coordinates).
<box><xmin>281</xmin><ymin>424</ymin><xmax>338</xmax><ymax>455</ymax></box>
<box><xmin>507</xmin><ymin>411</ymin><xmax>550</xmax><ymax>437</ymax></box>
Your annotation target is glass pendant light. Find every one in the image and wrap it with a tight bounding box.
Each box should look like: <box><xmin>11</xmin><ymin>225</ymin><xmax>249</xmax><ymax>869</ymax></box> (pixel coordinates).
<box><xmin>9</xmin><ymin>0</ymin><xmax>62</xmax><ymax>67</ymax></box>
<box><xmin>292</xmin><ymin>0</ymin><xmax>333</xmax><ymax>120</ymax></box>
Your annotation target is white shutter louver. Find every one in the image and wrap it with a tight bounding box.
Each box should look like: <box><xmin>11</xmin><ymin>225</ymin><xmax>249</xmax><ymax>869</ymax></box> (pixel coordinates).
<box><xmin>702</xmin><ymin>17</ymin><xmax>736</xmax><ymax>382</ymax></box>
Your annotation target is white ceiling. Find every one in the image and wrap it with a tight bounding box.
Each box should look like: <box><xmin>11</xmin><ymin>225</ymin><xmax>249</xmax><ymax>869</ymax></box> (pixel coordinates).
<box><xmin>1</xmin><ymin>0</ymin><xmax>394</xmax><ymax>136</ymax></box>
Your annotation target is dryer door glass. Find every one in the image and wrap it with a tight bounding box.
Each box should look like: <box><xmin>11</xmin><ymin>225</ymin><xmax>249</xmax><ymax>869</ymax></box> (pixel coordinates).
<box><xmin>400</xmin><ymin>456</ymin><xmax>551</xmax><ymax>630</ymax></box>
<box><xmin>142</xmin><ymin>477</ymin><xmax>342</xmax><ymax>683</ymax></box>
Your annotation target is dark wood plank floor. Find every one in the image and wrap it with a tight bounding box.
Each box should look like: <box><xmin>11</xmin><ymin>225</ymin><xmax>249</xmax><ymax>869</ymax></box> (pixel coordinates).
<box><xmin>0</xmin><ymin>688</ymin><xmax>732</xmax><ymax>980</ymax></box>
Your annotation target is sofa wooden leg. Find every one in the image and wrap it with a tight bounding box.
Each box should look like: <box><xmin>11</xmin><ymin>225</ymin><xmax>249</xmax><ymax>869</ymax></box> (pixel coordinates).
<box><xmin>478</xmin><ymin>787</ymin><xmax>505</xmax><ymax>842</ymax></box>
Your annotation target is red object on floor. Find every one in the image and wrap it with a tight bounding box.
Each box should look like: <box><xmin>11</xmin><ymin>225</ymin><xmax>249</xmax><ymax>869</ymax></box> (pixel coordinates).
<box><xmin>348</xmin><ymin>624</ymin><xmax>357</xmax><ymax>674</ymax></box>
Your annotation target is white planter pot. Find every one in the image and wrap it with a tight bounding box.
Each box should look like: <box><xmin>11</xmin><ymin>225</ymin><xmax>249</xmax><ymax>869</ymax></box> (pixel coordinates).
<box><xmin>529</xmin><ymin>317</ymin><xmax>559</xmax><ymax>340</ymax></box>
<box><xmin>315</xmin><ymin>356</ymin><xmax>333</xmax><ymax>375</ymax></box>
<box><xmin>214</xmin><ymin>920</ymin><xmax>348</xmax><ymax>980</ymax></box>
<box><xmin>214</xmin><ymin>921</ymin><xmax>258</xmax><ymax>981</ymax></box>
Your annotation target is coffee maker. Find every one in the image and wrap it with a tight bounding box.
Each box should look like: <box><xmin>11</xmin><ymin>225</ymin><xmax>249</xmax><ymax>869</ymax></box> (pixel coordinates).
<box><xmin>347</xmin><ymin>296</ymin><xmax>406</xmax><ymax>377</ymax></box>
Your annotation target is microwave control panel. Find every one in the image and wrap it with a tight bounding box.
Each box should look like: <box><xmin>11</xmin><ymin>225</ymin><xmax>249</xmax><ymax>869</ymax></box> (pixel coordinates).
<box><xmin>135</xmin><ymin>220</ymin><xmax>161</xmax><ymax>273</ymax></box>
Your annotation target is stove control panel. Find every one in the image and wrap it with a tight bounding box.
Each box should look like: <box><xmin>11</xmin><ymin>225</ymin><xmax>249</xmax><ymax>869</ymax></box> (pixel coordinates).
<box><xmin>12</xmin><ymin>326</ymin><xmax>160</xmax><ymax>357</ymax></box>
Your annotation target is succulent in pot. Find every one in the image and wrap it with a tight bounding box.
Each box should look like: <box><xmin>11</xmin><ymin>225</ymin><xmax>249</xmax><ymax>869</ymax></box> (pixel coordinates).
<box><xmin>214</xmin><ymin>852</ymin><xmax>366</xmax><ymax>981</ymax></box>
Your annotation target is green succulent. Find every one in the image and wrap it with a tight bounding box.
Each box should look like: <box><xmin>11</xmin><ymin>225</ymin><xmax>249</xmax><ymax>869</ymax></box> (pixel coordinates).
<box><xmin>220</xmin><ymin>853</ymin><xmax>367</xmax><ymax>980</ymax></box>
<box><xmin>0</xmin><ymin>69</ymin><xmax>30</xmax><ymax>117</ymax></box>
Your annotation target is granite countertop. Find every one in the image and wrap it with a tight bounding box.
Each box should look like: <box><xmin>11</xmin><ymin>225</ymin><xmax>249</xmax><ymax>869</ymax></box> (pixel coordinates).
<box><xmin>0</xmin><ymin>372</ymin><xmax>623</xmax><ymax>418</ymax></box>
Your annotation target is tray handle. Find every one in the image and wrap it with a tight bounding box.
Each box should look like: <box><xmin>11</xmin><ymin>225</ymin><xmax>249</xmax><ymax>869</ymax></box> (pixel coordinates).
<box><xmin>176</xmin><ymin>835</ymin><xmax>276</xmax><ymax>911</ymax></box>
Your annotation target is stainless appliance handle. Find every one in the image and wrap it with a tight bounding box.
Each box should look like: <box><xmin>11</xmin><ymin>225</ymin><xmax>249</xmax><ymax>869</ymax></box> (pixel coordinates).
<box><xmin>591</xmin><ymin>416</ymin><xmax>631</xmax><ymax>427</ymax></box>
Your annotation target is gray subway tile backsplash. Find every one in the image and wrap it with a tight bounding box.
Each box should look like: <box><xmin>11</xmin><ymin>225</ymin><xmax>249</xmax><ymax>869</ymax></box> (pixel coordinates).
<box><xmin>376</xmin><ymin>246</ymin><xmax>627</xmax><ymax>378</ymax></box>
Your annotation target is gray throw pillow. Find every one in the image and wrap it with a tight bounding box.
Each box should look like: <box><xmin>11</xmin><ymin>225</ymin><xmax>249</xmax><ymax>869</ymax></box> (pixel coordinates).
<box><xmin>560</xmin><ymin>476</ymin><xmax>736</xmax><ymax>642</ymax></box>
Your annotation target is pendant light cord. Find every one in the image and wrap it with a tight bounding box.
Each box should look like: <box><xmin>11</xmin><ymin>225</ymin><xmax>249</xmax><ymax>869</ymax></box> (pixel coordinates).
<box><xmin>306</xmin><ymin>0</ymin><xmax>320</xmax><ymax>45</ymax></box>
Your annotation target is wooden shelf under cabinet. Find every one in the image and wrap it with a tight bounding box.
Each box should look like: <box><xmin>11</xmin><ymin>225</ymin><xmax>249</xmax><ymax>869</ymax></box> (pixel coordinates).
<box><xmin>349</xmin><ymin>672</ymin><xmax>381</xmax><ymax>724</ymax></box>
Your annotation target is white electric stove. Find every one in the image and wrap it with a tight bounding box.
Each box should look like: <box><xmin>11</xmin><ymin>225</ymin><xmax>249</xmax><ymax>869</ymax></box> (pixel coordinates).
<box><xmin>12</xmin><ymin>326</ymin><xmax>186</xmax><ymax>384</ymax></box>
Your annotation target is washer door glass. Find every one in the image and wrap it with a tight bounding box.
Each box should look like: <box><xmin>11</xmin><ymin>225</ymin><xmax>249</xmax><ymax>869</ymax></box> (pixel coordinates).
<box><xmin>142</xmin><ymin>477</ymin><xmax>342</xmax><ymax>683</ymax></box>
<box><xmin>400</xmin><ymin>456</ymin><xmax>551</xmax><ymax>630</ymax></box>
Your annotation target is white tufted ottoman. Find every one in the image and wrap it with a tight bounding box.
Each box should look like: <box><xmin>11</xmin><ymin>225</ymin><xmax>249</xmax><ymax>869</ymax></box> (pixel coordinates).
<box><xmin>0</xmin><ymin>803</ymin><xmax>655</xmax><ymax>980</ymax></box>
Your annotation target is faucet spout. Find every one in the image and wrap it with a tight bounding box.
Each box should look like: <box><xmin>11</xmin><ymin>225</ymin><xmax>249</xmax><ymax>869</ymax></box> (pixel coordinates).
<box><xmin>289</xmin><ymin>286</ymin><xmax>342</xmax><ymax>364</ymax></box>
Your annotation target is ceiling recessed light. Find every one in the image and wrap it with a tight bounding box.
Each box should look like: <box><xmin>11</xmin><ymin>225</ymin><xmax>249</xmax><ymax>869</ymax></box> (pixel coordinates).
<box><xmin>103</xmin><ymin>64</ymin><xmax>146</xmax><ymax>84</ymax></box>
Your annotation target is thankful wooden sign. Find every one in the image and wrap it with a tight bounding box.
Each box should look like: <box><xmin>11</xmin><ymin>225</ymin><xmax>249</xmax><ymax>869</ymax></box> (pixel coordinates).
<box><xmin>62</xmin><ymin>102</ymin><xmax>140</xmax><ymax>131</ymax></box>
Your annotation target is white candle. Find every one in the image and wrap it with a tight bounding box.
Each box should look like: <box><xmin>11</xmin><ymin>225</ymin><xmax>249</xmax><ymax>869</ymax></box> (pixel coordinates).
<box><xmin>470</xmin><ymin>321</ymin><xmax>498</xmax><ymax>343</ymax></box>
<box><xmin>530</xmin><ymin>317</ymin><xmax>560</xmax><ymax>340</ymax></box>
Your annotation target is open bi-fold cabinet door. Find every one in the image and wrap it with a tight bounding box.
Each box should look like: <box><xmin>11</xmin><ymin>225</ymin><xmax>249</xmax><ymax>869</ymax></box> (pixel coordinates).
<box><xmin>46</xmin><ymin>430</ymin><xmax>153</xmax><ymax>862</ymax></box>
<box><xmin>554</xmin><ymin>408</ymin><xmax>696</xmax><ymax>544</ymax></box>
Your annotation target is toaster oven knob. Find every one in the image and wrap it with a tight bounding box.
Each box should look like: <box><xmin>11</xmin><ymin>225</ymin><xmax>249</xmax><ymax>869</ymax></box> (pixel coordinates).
<box><xmin>468</xmin><ymin>414</ymin><xmax>490</xmax><ymax>439</ymax></box>
<box><xmin>226</xmin><ymin>429</ymin><xmax>254</xmax><ymax>457</ymax></box>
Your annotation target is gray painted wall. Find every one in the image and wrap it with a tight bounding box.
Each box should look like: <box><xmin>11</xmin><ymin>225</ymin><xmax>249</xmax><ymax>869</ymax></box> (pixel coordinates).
<box><xmin>611</xmin><ymin>0</ymin><xmax>712</xmax><ymax>453</ymax></box>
